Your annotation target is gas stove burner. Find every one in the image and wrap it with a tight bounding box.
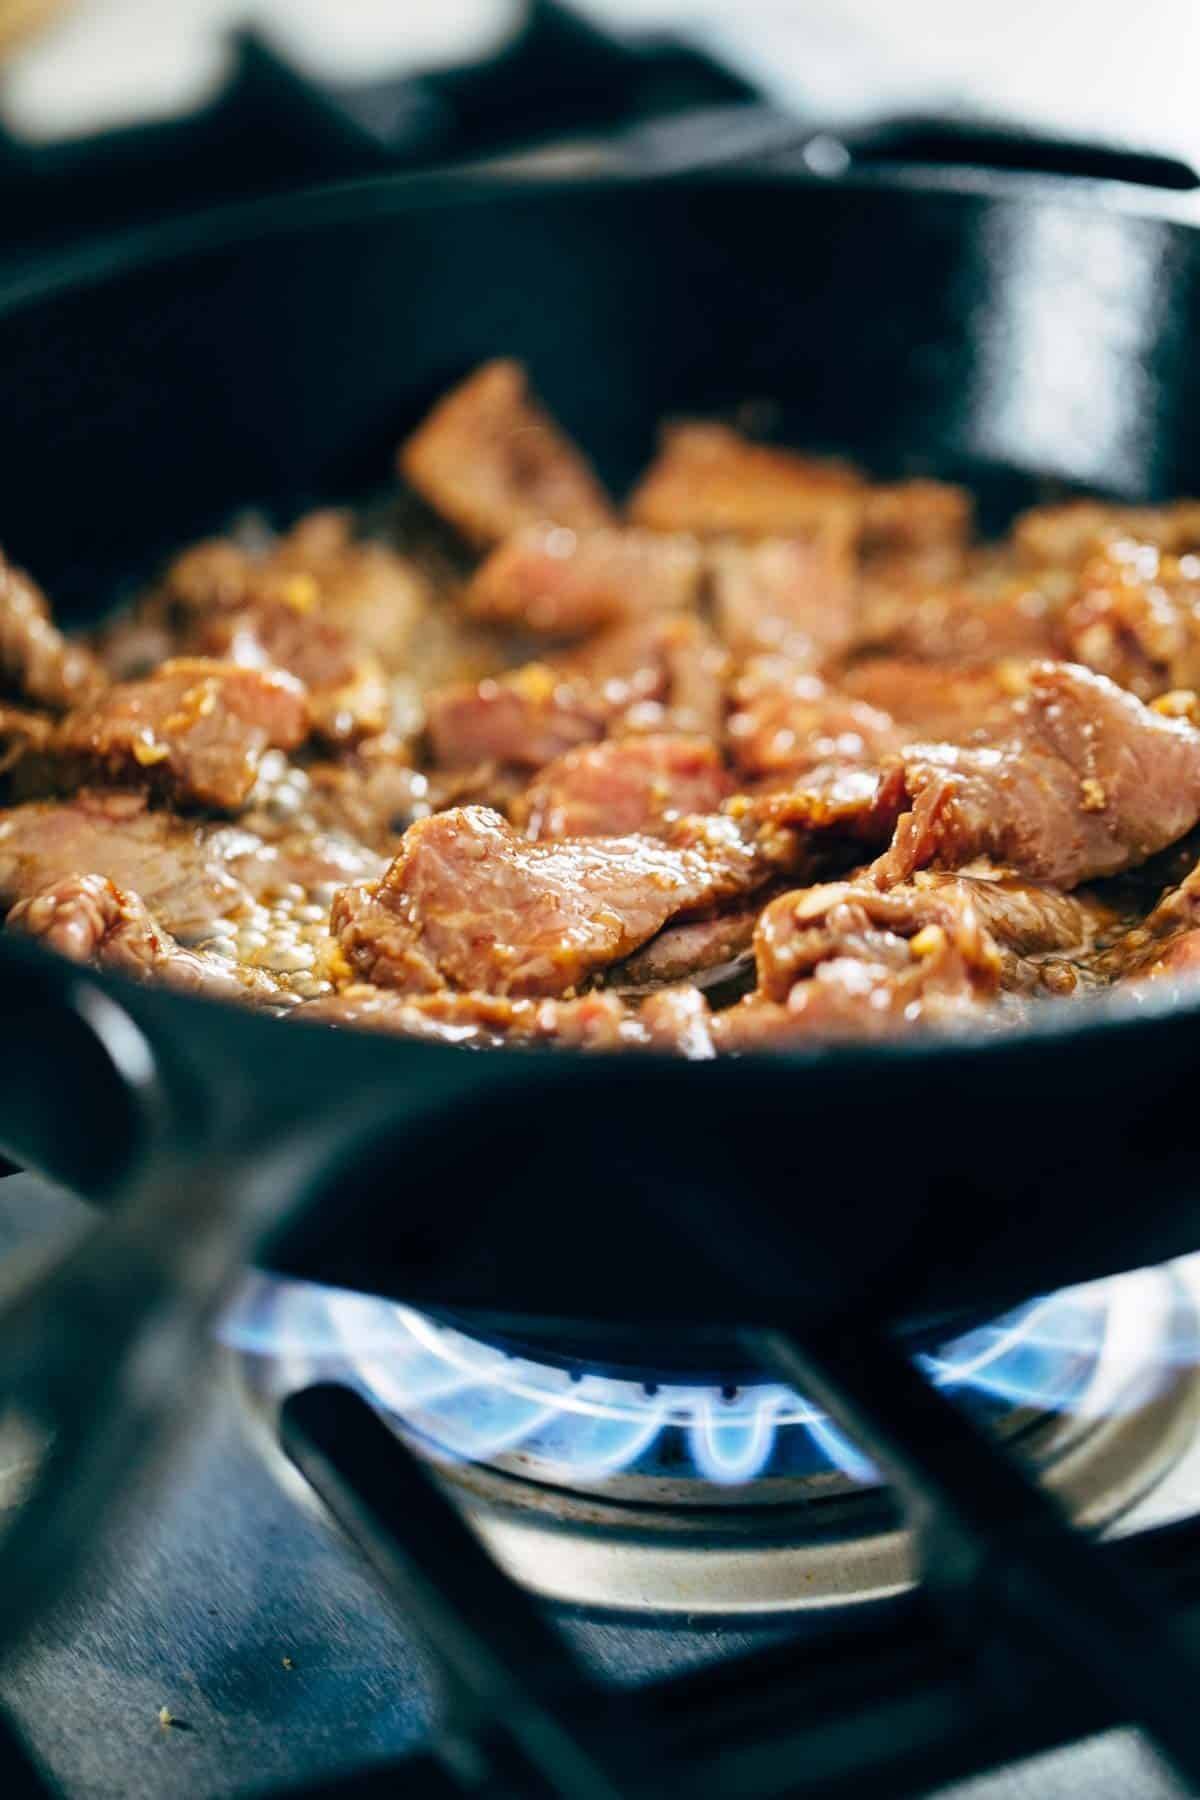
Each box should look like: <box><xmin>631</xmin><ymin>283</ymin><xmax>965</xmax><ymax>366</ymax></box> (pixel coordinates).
<box><xmin>226</xmin><ymin>1257</ymin><xmax>1200</xmax><ymax>1614</ymax></box>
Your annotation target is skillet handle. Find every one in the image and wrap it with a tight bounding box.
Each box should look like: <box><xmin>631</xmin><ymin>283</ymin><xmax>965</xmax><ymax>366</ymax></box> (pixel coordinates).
<box><xmin>0</xmin><ymin>952</ymin><xmax>162</xmax><ymax>1195</ymax></box>
<box><xmin>597</xmin><ymin>103</ymin><xmax>1200</xmax><ymax>193</ymax></box>
<box><xmin>819</xmin><ymin>114</ymin><xmax>1200</xmax><ymax>193</ymax></box>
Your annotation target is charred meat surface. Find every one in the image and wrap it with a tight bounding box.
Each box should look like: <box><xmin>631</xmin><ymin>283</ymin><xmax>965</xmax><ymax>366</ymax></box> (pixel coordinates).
<box><xmin>8</xmin><ymin>359</ymin><xmax>1200</xmax><ymax>1050</ymax></box>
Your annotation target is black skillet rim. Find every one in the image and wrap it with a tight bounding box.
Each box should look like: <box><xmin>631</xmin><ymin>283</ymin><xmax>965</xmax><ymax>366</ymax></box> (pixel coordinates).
<box><xmin>4</xmin><ymin>158</ymin><xmax>1200</xmax><ymax>1087</ymax></box>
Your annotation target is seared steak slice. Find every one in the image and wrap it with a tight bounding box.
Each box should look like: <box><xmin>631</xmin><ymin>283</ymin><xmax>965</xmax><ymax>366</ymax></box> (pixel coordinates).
<box><xmin>425</xmin><ymin>662</ymin><xmax>606</xmax><ymax>771</ymax></box>
<box><xmin>516</xmin><ymin>735</ymin><xmax>731</xmax><ymax>840</ymax></box>
<box><xmin>628</xmin><ymin>422</ymin><xmax>862</xmax><ymax>539</ymax></box>
<box><xmin>0</xmin><ymin>552</ymin><xmax>105</xmax><ymax>711</ymax></box>
<box><xmin>611</xmin><ymin>904</ymin><xmax>759</xmax><ymax>992</ymax></box>
<box><xmin>709</xmin><ymin>534</ymin><xmax>857</xmax><ymax>661</ymax></box>
<box><xmin>1013</xmin><ymin>498</ymin><xmax>1200</xmax><ymax>568</ymax></box>
<box><xmin>399</xmin><ymin>360</ymin><xmax>614</xmax><ymax>547</ymax></box>
<box><xmin>425</xmin><ymin>616</ymin><xmax>728</xmax><ymax>772</ymax></box>
<box><xmin>51</xmin><ymin>659</ymin><xmax>309</xmax><ymax>810</ymax></box>
<box><xmin>860</xmin><ymin>480</ymin><xmax>973</xmax><ymax>564</ymax></box>
<box><xmin>874</xmin><ymin>662</ymin><xmax>1200</xmax><ymax>890</ymax></box>
<box><xmin>466</xmin><ymin>524</ymin><xmax>702</xmax><ymax>635</ymax></box>
<box><xmin>727</xmin><ymin>661</ymin><xmax>903</xmax><ymax>781</ymax></box>
<box><xmin>753</xmin><ymin>878</ymin><xmax>1001</xmax><ymax>1003</ymax></box>
<box><xmin>332</xmin><ymin>804</ymin><xmax>760</xmax><ymax>997</ymax></box>
<box><xmin>295</xmin><ymin>985</ymin><xmax>641</xmax><ymax>1048</ymax></box>
<box><xmin>0</xmin><ymin>791</ymin><xmax>379</xmax><ymax>969</ymax></box>
<box><xmin>193</xmin><ymin>604</ymin><xmax>388</xmax><ymax>746</ymax></box>
<box><xmin>1060</xmin><ymin>541</ymin><xmax>1200</xmax><ymax>700</ymax></box>
<box><xmin>838</xmin><ymin>658</ymin><xmax>1030</xmax><ymax>738</ymax></box>
<box><xmin>6</xmin><ymin>874</ymin><xmax>291</xmax><ymax>1003</ymax></box>
<box><xmin>856</xmin><ymin>566</ymin><xmax>1066</xmax><ymax>666</ymax></box>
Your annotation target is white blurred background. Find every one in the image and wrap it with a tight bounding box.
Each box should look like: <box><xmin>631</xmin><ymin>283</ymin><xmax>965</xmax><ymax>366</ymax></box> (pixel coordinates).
<box><xmin>0</xmin><ymin>0</ymin><xmax>1195</xmax><ymax>168</ymax></box>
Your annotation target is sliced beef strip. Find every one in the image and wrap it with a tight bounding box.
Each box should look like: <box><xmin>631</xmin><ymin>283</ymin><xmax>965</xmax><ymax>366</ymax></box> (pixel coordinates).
<box><xmin>425</xmin><ymin>663</ymin><xmax>607</xmax><ymax>772</ymax></box>
<box><xmin>609</xmin><ymin>903</ymin><xmax>759</xmax><ymax>993</ymax></box>
<box><xmin>873</xmin><ymin>661</ymin><xmax>1200</xmax><ymax>890</ymax></box>
<box><xmin>0</xmin><ymin>552</ymin><xmax>105</xmax><ymax>712</ymax></box>
<box><xmin>297</xmin><ymin>977</ymin><xmax>718</xmax><ymax>1058</ymax></box>
<box><xmin>294</xmin><ymin>984</ymin><xmax>643</xmax><ymax>1049</ymax></box>
<box><xmin>856</xmin><ymin>564</ymin><xmax>1068</xmax><ymax>666</ymax></box>
<box><xmin>1059</xmin><ymin>540</ymin><xmax>1200</xmax><ymax>700</ymax></box>
<box><xmin>753</xmin><ymin>878</ymin><xmax>1001</xmax><ymax>1002</ymax></box>
<box><xmin>563</xmin><ymin>614</ymin><xmax>729</xmax><ymax>740</ymax></box>
<box><xmin>703</xmin><ymin>876</ymin><xmax>1006</xmax><ymax>1048</ymax></box>
<box><xmin>910</xmin><ymin>870</ymin><xmax>1120</xmax><ymax>992</ymax></box>
<box><xmin>1083</xmin><ymin>860</ymin><xmax>1200</xmax><ymax>986</ymax></box>
<box><xmin>515</xmin><ymin>735</ymin><xmax>731</xmax><ymax>840</ymax></box>
<box><xmin>1012</xmin><ymin>498</ymin><xmax>1200</xmax><ymax>568</ymax></box>
<box><xmin>49</xmin><ymin>659</ymin><xmax>310</xmax><ymax>811</ymax></box>
<box><xmin>0</xmin><ymin>791</ymin><xmax>380</xmax><ymax>976</ymax></box>
<box><xmin>708</xmin><ymin>534</ymin><xmax>858</xmax><ymax>662</ymax></box>
<box><xmin>860</xmin><ymin>480</ymin><xmax>973</xmax><ymax>566</ymax></box>
<box><xmin>191</xmin><ymin>603</ymin><xmax>388</xmax><ymax>746</ymax></box>
<box><xmin>398</xmin><ymin>360</ymin><xmax>615</xmax><ymax>548</ymax></box>
<box><xmin>151</xmin><ymin>512</ymin><xmax>431</xmax><ymax>742</ymax></box>
<box><xmin>466</xmin><ymin>524</ymin><xmax>703</xmax><ymax>636</ymax></box>
<box><xmin>628</xmin><ymin>422</ymin><xmax>863</xmax><ymax>539</ymax></box>
<box><xmin>425</xmin><ymin>615</ymin><xmax>728</xmax><ymax>773</ymax></box>
<box><xmin>332</xmin><ymin>804</ymin><xmax>762</xmax><ymax>998</ymax></box>
<box><xmin>727</xmin><ymin>660</ymin><xmax>904</xmax><ymax>781</ymax></box>
<box><xmin>6</xmin><ymin>874</ymin><xmax>292</xmax><ymax>1004</ymax></box>
<box><xmin>838</xmin><ymin>658</ymin><xmax>1031</xmax><ymax>738</ymax></box>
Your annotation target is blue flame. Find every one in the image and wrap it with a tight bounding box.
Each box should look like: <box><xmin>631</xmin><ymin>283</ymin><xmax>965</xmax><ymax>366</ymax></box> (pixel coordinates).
<box><xmin>221</xmin><ymin>1256</ymin><xmax>1200</xmax><ymax>1489</ymax></box>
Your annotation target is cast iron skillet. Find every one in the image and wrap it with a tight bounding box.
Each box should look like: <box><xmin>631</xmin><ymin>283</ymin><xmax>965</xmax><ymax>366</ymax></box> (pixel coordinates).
<box><xmin>4</xmin><ymin>146</ymin><xmax>1200</xmax><ymax>1355</ymax></box>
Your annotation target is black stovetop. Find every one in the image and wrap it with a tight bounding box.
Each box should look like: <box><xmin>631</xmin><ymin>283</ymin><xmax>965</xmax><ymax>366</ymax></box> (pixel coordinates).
<box><xmin>0</xmin><ymin>1172</ymin><xmax>1185</xmax><ymax>1800</ymax></box>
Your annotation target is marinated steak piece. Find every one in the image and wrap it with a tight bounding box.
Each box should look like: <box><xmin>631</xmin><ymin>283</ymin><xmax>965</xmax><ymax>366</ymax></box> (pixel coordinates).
<box><xmin>6</xmin><ymin>873</ymin><xmax>291</xmax><ymax>1003</ymax></box>
<box><xmin>564</xmin><ymin>614</ymin><xmax>729</xmax><ymax>740</ymax></box>
<box><xmin>611</xmin><ymin>903</ymin><xmax>759</xmax><ymax>992</ymax></box>
<box><xmin>425</xmin><ymin>662</ymin><xmax>607</xmax><ymax>771</ymax></box>
<box><xmin>516</xmin><ymin>735</ymin><xmax>731</xmax><ymax>840</ymax></box>
<box><xmin>293</xmin><ymin>739</ymin><xmax>433</xmax><ymax>851</ymax></box>
<box><xmin>157</xmin><ymin>513</ymin><xmax>431</xmax><ymax>742</ymax></box>
<box><xmin>295</xmin><ymin>984</ymin><xmax>641</xmax><ymax>1048</ymax></box>
<box><xmin>860</xmin><ymin>480</ymin><xmax>973</xmax><ymax>566</ymax></box>
<box><xmin>332</xmin><ymin>805</ymin><xmax>761</xmax><ymax>997</ymax></box>
<box><xmin>0</xmin><ymin>791</ymin><xmax>253</xmax><ymax>939</ymax></box>
<box><xmin>727</xmin><ymin>661</ymin><xmax>903</xmax><ymax>781</ymax></box>
<box><xmin>1059</xmin><ymin>540</ymin><xmax>1200</xmax><ymax>700</ymax></box>
<box><xmin>873</xmin><ymin>662</ymin><xmax>1200</xmax><ymax>890</ymax></box>
<box><xmin>838</xmin><ymin>658</ymin><xmax>1030</xmax><ymax>738</ymax></box>
<box><xmin>856</xmin><ymin>567</ymin><xmax>1066</xmax><ymax>666</ymax></box>
<box><xmin>0</xmin><ymin>791</ymin><xmax>379</xmax><ymax>981</ymax></box>
<box><xmin>399</xmin><ymin>360</ymin><xmax>614</xmax><ymax>547</ymax></box>
<box><xmin>912</xmin><ymin>870</ymin><xmax>1119</xmax><ymax>990</ymax></box>
<box><xmin>466</xmin><ymin>524</ymin><xmax>702</xmax><ymax>636</ymax></box>
<box><xmin>708</xmin><ymin>534</ymin><xmax>857</xmax><ymax>661</ymax></box>
<box><xmin>193</xmin><ymin>602</ymin><xmax>388</xmax><ymax>746</ymax></box>
<box><xmin>628</xmin><ymin>422</ymin><xmax>862</xmax><ymax>539</ymax></box>
<box><xmin>425</xmin><ymin>616</ymin><xmax>728</xmax><ymax>773</ymax></box>
<box><xmin>753</xmin><ymin>878</ymin><xmax>1001</xmax><ymax>1002</ymax></box>
<box><xmin>0</xmin><ymin>552</ymin><xmax>104</xmax><ymax>711</ymax></box>
<box><xmin>52</xmin><ymin>659</ymin><xmax>309</xmax><ymax>810</ymax></box>
<box><xmin>1084</xmin><ymin>860</ymin><xmax>1200</xmax><ymax>986</ymax></box>
<box><xmin>1012</xmin><ymin>498</ymin><xmax>1200</xmax><ymax>568</ymax></box>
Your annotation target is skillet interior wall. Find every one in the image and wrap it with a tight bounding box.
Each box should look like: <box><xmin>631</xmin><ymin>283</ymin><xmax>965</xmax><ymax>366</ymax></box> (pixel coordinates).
<box><xmin>0</xmin><ymin>169</ymin><xmax>1196</xmax><ymax>627</ymax></box>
